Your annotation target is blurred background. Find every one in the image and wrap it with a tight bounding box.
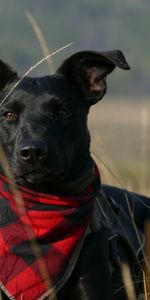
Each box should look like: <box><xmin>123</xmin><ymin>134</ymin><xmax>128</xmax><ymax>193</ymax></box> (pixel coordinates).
<box><xmin>0</xmin><ymin>0</ymin><xmax>150</xmax><ymax>194</ymax></box>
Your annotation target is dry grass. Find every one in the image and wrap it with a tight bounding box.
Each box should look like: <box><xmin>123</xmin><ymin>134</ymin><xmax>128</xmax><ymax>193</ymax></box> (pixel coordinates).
<box><xmin>121</xmin><ymin>263</ymin><xmax>136</xmax><ymax>300</ymax></box>
<box><xmin>25</xmin><ymin>11</ymin><xmax>55</xmax><ymax>74</ymax></box>
<box><xmin>89</xmin><ymin>97</ymin><xmax>150</xmax><ymax>195</ymax></box>
<box><xmin>1</xmin><ymin>12</ymin><xmax>150</xmax><ymax>299</ymax></box>
<box><xmin>0</xmin><ymin>42</ymin><xmax>73</xmax><ymax>108</ymax></box>
<box><xmin>90</xmin><ymin>98</ymin><xmax>150</xmax><ymax>299</ymax></box>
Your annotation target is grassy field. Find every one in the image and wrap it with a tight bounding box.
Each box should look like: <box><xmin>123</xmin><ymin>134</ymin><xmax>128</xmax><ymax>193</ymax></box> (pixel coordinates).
<box><xmin>88</xmin><ymin>97</ymin><xmax>150</xmax><ymax>195</ymax></box>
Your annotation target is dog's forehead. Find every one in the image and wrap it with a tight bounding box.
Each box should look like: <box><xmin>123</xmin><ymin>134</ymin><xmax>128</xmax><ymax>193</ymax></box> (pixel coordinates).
<box><xmin>17</xmin><ymin>75</ymin><xmax>73</xmax><ymax>97</ymax></box>
<box><xmin>0</xmin><ymin>75</ymin><xmax>89</xmax><ymax>115</ymax></box>
<box><xmin>2</xmin><ymin>75</ymin><xmax>77</xmax><ymax>105</ymax></box>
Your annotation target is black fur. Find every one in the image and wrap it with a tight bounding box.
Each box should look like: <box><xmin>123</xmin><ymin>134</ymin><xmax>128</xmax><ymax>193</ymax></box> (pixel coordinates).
<box><xmin>0</xmin><ymin>50</ymin><xmax>147</xmax><ymax>300</ymax></box>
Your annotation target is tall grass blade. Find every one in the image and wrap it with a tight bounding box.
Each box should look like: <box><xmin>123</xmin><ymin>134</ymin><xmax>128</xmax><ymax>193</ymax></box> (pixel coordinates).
<box><xmin>121</xmin><ymin>263</ymin><xmax>136</xmax><ymax>300</ymax></box>
<box><xmin>140</xmin><ymin>108</ymin><xmax>149</xmax><ymax>193</ymax></box>
<box><xmin>25</xmin><ymin>11</ymin><xmax>55</xmax><ymax>74</ymax></box>
<box><xmin>0</xmin><ymin>42</ymin><xmax>73</xmax><ymax>108</ymax></box>
<box><xmin>144</xmin><ymin>221</ymin><xmax>150</xmax><ymax>299</ymax></box>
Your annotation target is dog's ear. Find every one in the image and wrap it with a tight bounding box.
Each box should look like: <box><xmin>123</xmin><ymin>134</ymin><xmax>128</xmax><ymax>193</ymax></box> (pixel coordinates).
<box><xmin>0</xmin><ymin>60</ymin><xmax>17</xmax><ymax>91</ymax></box>
<box><xmin>57</xmin><ymin>50</ymin><xmax>130</xmax><ymax>105</ymax></box>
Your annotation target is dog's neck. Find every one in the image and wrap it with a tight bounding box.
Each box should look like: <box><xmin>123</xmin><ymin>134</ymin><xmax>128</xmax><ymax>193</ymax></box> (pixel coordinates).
<box><xmin>0</xmin><ymin>158</ymin><xmax>100</xmax><ymax>197</ymax></box>
<box><xmin>26</xmin><ymin>159</ymin><xmax>99</xmax><ymax>196</ymax></box>
<box><xmin>0</xmin><ymin>159</ymin><xmax>100</xmax><ymax>300</ymax></box>
<box><xmin>53</xmin><ymin>158</ymin><xmax>98</xmax><ymax>196</ymax></box>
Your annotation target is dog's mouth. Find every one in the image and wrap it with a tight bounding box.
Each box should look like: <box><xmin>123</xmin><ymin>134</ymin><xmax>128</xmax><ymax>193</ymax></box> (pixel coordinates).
<box><xmin>14</xmin><ymin>168</ymin><xmax>66</xmax><ymax>186</ymax></box>
<box><xmin>22</xmin><ymin>172</ymin><xmax>49</xmax><ymax>184</ymax></box>
<box><xmin>13</xmin><ymin>168</ymin><xmax>70</xmax><ymax>194</ymax></box>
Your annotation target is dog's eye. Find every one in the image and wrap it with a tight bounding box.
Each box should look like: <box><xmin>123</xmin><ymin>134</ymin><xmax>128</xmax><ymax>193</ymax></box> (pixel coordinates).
<box><xmin>59</xmin><ymin>109</ymin><xmax>70</xmax><ymax>118</ymax></box>
<box><xmin>53</xmin><ymin>108</ymin><xmax>71</xmax><ymax>121</ymax></box>
<box><xmin>3</xmin><ymin>111</ymin><xmax>17</xmax><ymax>121</ymax></box>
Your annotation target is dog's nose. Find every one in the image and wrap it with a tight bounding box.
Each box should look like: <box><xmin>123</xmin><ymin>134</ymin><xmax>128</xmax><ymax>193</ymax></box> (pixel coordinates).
<box><xmin>19</xmin><ymin>145</ymin><xmax>47</xmax><ymax>164</ymax></box>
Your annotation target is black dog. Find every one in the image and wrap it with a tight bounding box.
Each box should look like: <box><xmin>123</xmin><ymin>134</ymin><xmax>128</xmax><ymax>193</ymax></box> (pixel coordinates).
<box><xmin>0</xmin><ymin>50</ymin><xmax>149</xmax><ymax>300</ymax></box>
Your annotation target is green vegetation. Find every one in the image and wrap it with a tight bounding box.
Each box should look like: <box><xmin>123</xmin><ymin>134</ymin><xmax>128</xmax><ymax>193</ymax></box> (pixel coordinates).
<box><xmin>0</xmin><ymin>0</ymin><xmax>150</xmax><ymax>95</ymax></box>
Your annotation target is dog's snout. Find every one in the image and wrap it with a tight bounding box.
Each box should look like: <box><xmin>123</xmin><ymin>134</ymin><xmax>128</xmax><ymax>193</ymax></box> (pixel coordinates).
<box><xmin>19</xmin><ymin>145</ymin><xmax>47</xmax><ymax>164</ymax></box>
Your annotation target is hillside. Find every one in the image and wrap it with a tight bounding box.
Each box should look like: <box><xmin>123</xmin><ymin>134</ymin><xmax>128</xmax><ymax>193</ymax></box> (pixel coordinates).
<box><xmin>0</xmin><ymin>0</ymin><xmax>149</xmax><ymax>95</ymax></box>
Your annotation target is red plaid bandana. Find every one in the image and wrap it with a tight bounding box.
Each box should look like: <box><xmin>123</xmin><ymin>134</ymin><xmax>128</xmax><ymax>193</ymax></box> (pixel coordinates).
<box><xmin>0</xmin><ymin>163</ymin><xmax>100</xmax><ymax>300</ymax></box>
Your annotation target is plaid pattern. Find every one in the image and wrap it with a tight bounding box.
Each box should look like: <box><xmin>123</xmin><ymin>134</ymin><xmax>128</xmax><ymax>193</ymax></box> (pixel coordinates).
<box><xmin>0</xmin><ymin>163</ymin><xmax>100</xmax><ymax>300</ymax></box>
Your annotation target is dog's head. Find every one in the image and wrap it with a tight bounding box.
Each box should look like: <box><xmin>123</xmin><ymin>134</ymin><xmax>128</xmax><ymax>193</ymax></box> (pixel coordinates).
<box><xmin>0</xmin><ymin>50</ymin><xmax>130</xmax><ymax>193</ymax></box>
